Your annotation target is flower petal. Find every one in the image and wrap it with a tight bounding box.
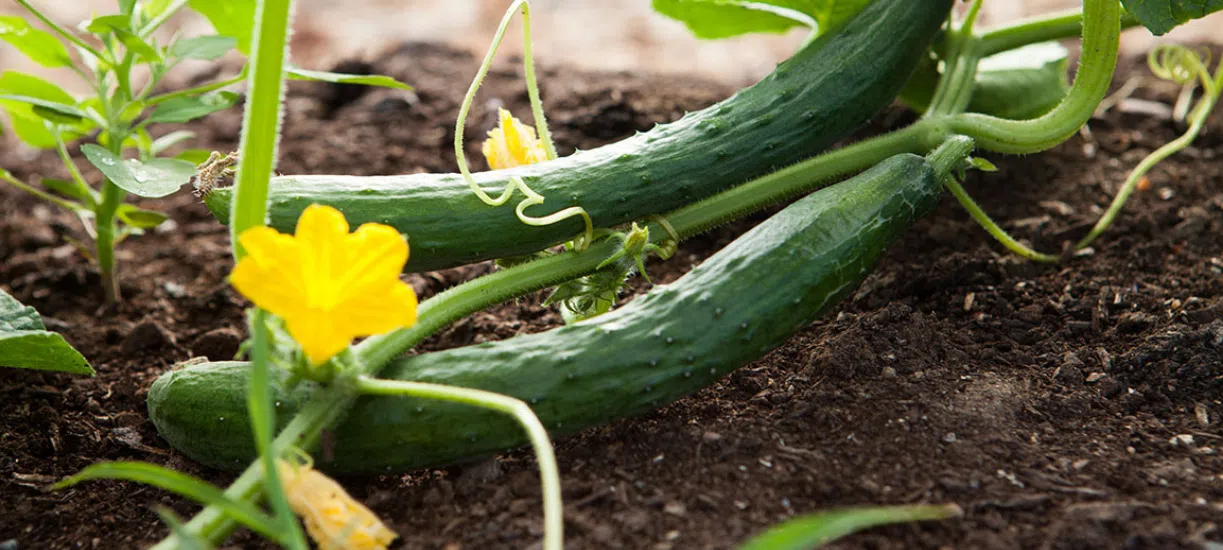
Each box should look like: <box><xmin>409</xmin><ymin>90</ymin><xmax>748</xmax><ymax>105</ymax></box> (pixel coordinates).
<box><xmin>231</xmin><ymin>227</ymin><xmax>306</xmax><ymax>318</ymax></box>
<box><xmin>295</xmin><ymin>205</ymin><xmax>351</xmax><ymax>304</ymax></box>
<box><xmin>285</xmin><ymin>312</ymin><xmax>354</xmax><ymax>364</ymax></box>
<box><xmin>335</xmin><ymin>223</ymin><xmax>409</xmax><ymax>302</ymax></box>
<box><xmin>332</xmin><ymin>280</ymin><xmax>418</xmax><ymax>336</ymax></box>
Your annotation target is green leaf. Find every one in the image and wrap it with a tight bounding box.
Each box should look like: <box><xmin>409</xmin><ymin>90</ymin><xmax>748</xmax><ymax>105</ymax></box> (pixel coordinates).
<box><xmin>81</xmin><ymin>144</ymin><xmax>195</xmax><ymax>198</ymax></box>
<box><xmin>970</xmin><ymin>42</ymin><xmax>1070</xmax><ymax>120</ymax></box>
<box><xmin>150</xmin><ymin>130</ymin><xmax>197</xmax><ymax>155</ymax></box>
<box><xmin>0</xmin><ymin>71</ymin><xmax>81</xmax><ymax>148</ymax></box>
<box><xmin>175</xmin><ymin>148</ymin><xmax>213</xmax><ymax>165</ymax></box>
<box><xmin>286</xmin><ymin>67</ymin><xmax>413</xmax><ymax>91</ymax></box>
<box><xmin>147</xmin><ymin>91</ymin><xmax>239</xmax><ymax>123</ymax></box>
<box><xmin>120</xmin><ymin>0</ymin><xmax>138</xmax><ymax>16</ymax></box>
<box><xmin>0</xmin><ymin>16</ymin><xmax>73</xmax><ymax>68</ymax></box>
<box><xmin>737</xmin><ymin>504</ymin><xmax>962</xmax><ymax>550</ymax></box>
<box><xmin>116</xmin><ymin>204</ymin><xmax>170</xmax><ymax>228</ymax></box>
<box><xmin>41</xmin><ymin>178</ymin><xmax>96</xmax><ymax>202</ymax></box>
<box><xmin>0</xmin><ymin>94</ymin><xmax>88</xmax><ymax>125</ymax></box>
<box><xmin>651</xmin><ymin>0</ymin><xmax>869</xmax><ymax>39</ymax></box>
<box><xmin>53</xmin><ymin>462</ymin><xmax>283</xmax><ymax>541</ymax></box>
<box><xmin>187</xmin><ymin>0</ymin><xmax>255</xmax><ymax>54</ymax></box>
<box><xmin>155</xmin><ymin>508</ymin><xmax>215</xmax><ymax>550</ymax></box>
<box><xmin>170</xmin><ymin>35</ymin><xmax>236</xmax><ymax>61</ymax></box>
<box><xmin>0</xmin><ymin>288</ymin><xmax>93</xmax><ymax>375</ymax></box>
<box><xmin>1121</xmin><ymin>0</ymin><xmax>1223</xmax><ymax>35</ymax></box>
<box><xmin>85</xmin><ymin>14</ymin><xmax>133</xmax><ymax>34</ymax></box>
<box><xmin>0</xmin><ymin>289</ymin><xmax>44</xmax><ymax>331</ymax></box>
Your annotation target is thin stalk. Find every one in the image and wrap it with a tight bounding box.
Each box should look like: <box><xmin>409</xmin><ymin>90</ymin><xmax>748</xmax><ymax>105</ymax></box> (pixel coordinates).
<box><xmin>139</xmin><ymin>0</ymin><xmax>190</xmax><ymax>38</ymax></box>
<box><xmin>979</xmin><ymin>8</ymin><xmax>1141</xmax><ymax>57</ymax></box>
<box><xmin>1076</xmin><ymin>58</ymin><xmax>1223</xmax><ymax>250</ymax></box>
<box><xmin>248</xmin><ymin>310</ymin><xmax>308</xmax><ymax>549</ymax></box>
<box><xmin>354</xmin><ymin>376</ymin><xmax>563</xmax><ymax>550</ymax></box>
<box><xmin>145</xmin><ymin>71</ymin><xmax>247</xmax><ymax>104</ymax></box>
<box><xmin>945</xmin><ymin>0</ymin><xmax>1121</xmax><ymax>154</ymax></box>
<box><xmin>12</xmin><ymin>0</ymin><xmax>108</xmax><ymax>63</ymax></box>
<box><xmin>0</xmin><ymin>169</ymin><xmax>84</xmax><ymax>212</ymax></box>
<box><xmin>228</xmin><ymin>0</ymin><xmax>294</xmax><ymax>259</ymax></box>
<box><xmin>54</xmin><ymin>133</ymin><xmax>98</xmax><ymax>209</ymax></box>
<box><xmin>944</xmin><ymin>177</ymin><xmax>1060</xmax><ymax>262</ymax></box>
<box><xmin>519</xmin><ymin>1</ymin><xmax>558</xmax><ymax>160</ymax></box>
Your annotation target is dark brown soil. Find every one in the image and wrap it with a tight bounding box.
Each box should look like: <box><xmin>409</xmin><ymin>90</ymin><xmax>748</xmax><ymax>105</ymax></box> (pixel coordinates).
<box><xmin>3</xmin><ymin>43</ymin><xmax>1222</xmax><ymax>550</ymax></box>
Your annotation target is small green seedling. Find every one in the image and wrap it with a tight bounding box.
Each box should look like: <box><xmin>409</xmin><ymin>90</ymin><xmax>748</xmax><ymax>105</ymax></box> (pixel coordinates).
<box><xmin>0</xmin><ymin>0</ymin><xmax>410</xmax><ymax>304</ymax></box>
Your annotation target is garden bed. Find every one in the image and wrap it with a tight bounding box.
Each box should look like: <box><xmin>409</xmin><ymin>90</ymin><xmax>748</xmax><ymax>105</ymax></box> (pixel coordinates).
<box><xmin>2</xmin><ymin>42</ymin><xmax>1221</xmax><ymax>549</ymax></box>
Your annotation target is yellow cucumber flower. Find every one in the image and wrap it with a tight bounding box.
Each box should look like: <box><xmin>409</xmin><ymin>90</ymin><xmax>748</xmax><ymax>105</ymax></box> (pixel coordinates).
<box><xmin>277</xmin><ymin>460</ymin><xmax>397</xmax><ymax>550</ymax></box>
<box><xmin>483</xmin><ymin>107</ymin><xmax>549</xmax><ymax>169</ymax></box>
<box><xmin>229</xmin><ymin>204</ymin><xmax>418</xmax><ymax>365</ymax></box>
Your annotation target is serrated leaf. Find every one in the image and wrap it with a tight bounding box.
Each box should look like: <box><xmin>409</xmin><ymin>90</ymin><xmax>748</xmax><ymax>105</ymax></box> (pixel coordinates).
<box><xmin>81</xmin><ymin>144</ymin><xmax>195</xmax><ymax>198</ymax></box>
<box><xmin>147</xmin><ymin>91</ymin><xmax>239</xmax><ymax>123</ymax></box>
<box><xmin>116</xmin><ymin>204</ymin><xmax>170</xmax><ymax>228</ymax></box>
<box><xmin>1121</xmin><ymin>0</ymin><xmax>1223</xmax><ymax>35</ymax></box>
<box><xmin>170</xmin><ymin>35</ymin><xmax>236</xmax><ymax>61</ymax></box>
<box><xmin>0</xmin><ymin>289</ymin><xmax>93</xmax><ymax>375</ymax></box>
<box><xmin>0</xmin><ymin>16</ymin><xmax>73</xmax><ymax>68</ymax></box>
<box><xmin>737</xmin><ymin>504</ymin><xmax>961</xmax><ymax>550</ymax></box>
<box><xmin>651</xmin><ymin>0</ymin><xmax>869</xmax><ymax>39</ymax></box>
<box><xmin>286</xmin><ymin>67</ymin><xmax>413</xmax><ymax>90</ymax></box>
<box><xmin>0</xmin><ymin>71</ymin><xmax>81</xmax><ymax>148</ymax></box>
<box><xmin>187</xmin><ymin>0</ymin><xmax>254</xmax><ymax>54</ymax></box>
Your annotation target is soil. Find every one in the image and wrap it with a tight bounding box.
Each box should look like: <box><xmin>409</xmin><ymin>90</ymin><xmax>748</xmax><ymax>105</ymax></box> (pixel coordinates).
<box><xmin>3</xmin><ymin>42</ymin><xmax>1222</xmax><ymax>550</ymax></box>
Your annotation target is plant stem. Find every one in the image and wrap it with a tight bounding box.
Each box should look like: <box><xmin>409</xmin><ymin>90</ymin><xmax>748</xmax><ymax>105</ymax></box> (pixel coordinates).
<box><xmin>12</xmin><ymin>0</ymin><xmax>108</xmax><ymax>63</ymax></box>
<box><xmin>944</xmin><ymin>0</ymin><xmax>1121</xmax><ymax>154</ymax></box>
<box><xmin>944</xmin><ymin>177</ymin><xmax>1060</xmax><ymax>262</ymax></box>
<box><xmin>229</xmin><ymin>0</ymin><xmax>294</xmax><ymax>260</ymax></box>
<box><xmin>978</xmin><ymin>8</ymin><xmax>1140</xmax><ymax>57</ymax></box>
<box><xmin>139</xmin><ymin>0</ymin><xmax>190</xmax><ymax>37</ymax></box>
<box><xmin>0</xmin><ymin>170</ymin><xmax>85</xmax><ymax>212</ymax></box>
<box><xmin>248</xmin><ymin>310</ymin><xmax>308</xmax><ymax>549</ymax></box>
<box><xmin>145</xmin><ymin>71</ymin><xmax>247</xmax><ymax>105</ymax></box>
<box><xmin>354</xmin><ymin>376</ymin><xmax>563</xmax><ymax>550</ymax></box>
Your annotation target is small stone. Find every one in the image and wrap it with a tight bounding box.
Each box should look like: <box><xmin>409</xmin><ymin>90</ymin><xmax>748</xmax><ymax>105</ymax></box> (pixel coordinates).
<box><xmin>1085</xmin><ymin>372</ymin><xmax>1107</xmax><ymax>383</ymax></box>
<box><xmin>162</xmin><ymin>282</ymin><xmax>187</xmax><ymax>298</ymax></box>
<box><xmin>193</xmin><ymin>327</ymin><xmax>242</xmax><ymax>360</ymax></box>
<box><xmin>121</xmin><ymin>320</ymin><xmax>175</xmax><ymax>354</ymax></box>
<box><xmin>701</xmin><ymin>431</ymin><xmax>722</xmax><ymax>444</ymax></box>
<box><xmin>1170</xmin><ymin>434</ymin><xmax>1195</xmax><ymax>447</ymax></box>
<box><xmin>1055</xmin><ymin>353</ymin><xmax>1084</xmax><ymax>385</ymax></box>
<box><xmin>943</xmin><ymin>432</ymin><xmax>957</xmax><ymax>443</ymax></box>
<box><xmin>663</xmin><ymin>501</ymin><xmax>686</xmax><ymax>517</ymax></box>
<box><xmin>1098</xmin><ymin>377</ymin><xmax>1125</xmax><ymax>398</ymax></box>
<box><xmin>881</xmin><ymin>366</ymin><xmax>897</xmax><ymax>378</ymax></box>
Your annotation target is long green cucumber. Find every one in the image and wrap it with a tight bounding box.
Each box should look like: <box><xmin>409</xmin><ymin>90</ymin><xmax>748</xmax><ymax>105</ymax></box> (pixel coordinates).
<box><xmin>150</xmin><ymin>153</ymin><xmax>941</xmax><ymax>473</ymax></box>
<box><xmin>201</xmin><ymin>0</ymin><xmax>952</xmax><ymax>273</ymax></box>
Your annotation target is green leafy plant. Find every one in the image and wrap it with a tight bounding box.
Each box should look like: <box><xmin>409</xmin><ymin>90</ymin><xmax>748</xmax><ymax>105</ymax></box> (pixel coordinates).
<box><xmin>0</xmin><ymin>0</ymin><xmax>409</xmax><ymax>304</ymax></box>
<box><xmin>0</xmin><ymin>287</ymin><xmax>91</xmax><ymax>375</ymax></box>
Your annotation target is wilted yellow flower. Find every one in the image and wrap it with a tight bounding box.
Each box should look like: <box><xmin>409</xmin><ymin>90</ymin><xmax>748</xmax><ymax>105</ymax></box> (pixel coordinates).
<box><xmin>230</xmin><ymin>204</ymin><xmax>418</xmax><ymax>364</ymax></box>
<box><xmin>483</xmin><ymin>108</ymin><xmax>549</xmax><ymax>169</ymax></box>
<box><xmin>277</xmin><ymin>460</ymin><xmax>397</xmax><ymax>550</ymax></box>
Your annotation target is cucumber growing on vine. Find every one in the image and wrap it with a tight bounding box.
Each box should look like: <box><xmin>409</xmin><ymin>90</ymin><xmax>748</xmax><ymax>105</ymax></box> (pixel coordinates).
<box><xmin>151</xmin><ymin>152</ymin><xmax>943</xmax><ymax>472</ymax></box>
<box><xmin>200</xmin><ymin>0</ymin><xmax>953</xmax><ymax>273</ymax></box>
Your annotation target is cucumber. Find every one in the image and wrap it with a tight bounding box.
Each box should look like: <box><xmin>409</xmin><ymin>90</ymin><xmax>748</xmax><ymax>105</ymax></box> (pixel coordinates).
<box><xmin>150</xmin><ymin>153</ymin><xmax>941</xmax><ymax>473</ymax></box>
<box><xmin>201</xmin><ymin>0</ymin><xmax>953</xmax><ymax>273</ymax></box>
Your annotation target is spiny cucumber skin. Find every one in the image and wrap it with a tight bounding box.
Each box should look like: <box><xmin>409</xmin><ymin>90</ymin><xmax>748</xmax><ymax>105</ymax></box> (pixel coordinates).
<box><xmin>150</xmin><ymin>154</ymin><xmax>939</xmax><ymax>473</ymax></box>
<box><xmin>202</xmin><ymin>0</ymin><xmax>953</xmax><ymax>273</ymax></box>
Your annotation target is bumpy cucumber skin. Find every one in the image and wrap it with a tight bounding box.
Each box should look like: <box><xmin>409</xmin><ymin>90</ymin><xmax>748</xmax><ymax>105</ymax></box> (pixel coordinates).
<box><xmin>202</xmin><ymin>0</ymin><xmax>952</xmax><ymax>273</ymax></box>
<box><xmin>151</xmin><ymin>154</ymin><xmax>940</xmax><ymax>473</ymax></box>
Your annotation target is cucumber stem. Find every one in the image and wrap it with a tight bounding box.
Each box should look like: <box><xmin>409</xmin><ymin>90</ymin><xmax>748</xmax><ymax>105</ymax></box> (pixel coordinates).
<box><xmin>944</xmin><ymin>0</ymin><xmax>1121</xmax><ymax>154</ymax></box>
<box><xmin>978</xmin><ymin>7</ymin><xmax>1140</xmax><ymax>57</ymax></box>
<box><xmin>354</xmin><ymin>376</ymin><xmax>564</xmax><ymax>550</ymax></box>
